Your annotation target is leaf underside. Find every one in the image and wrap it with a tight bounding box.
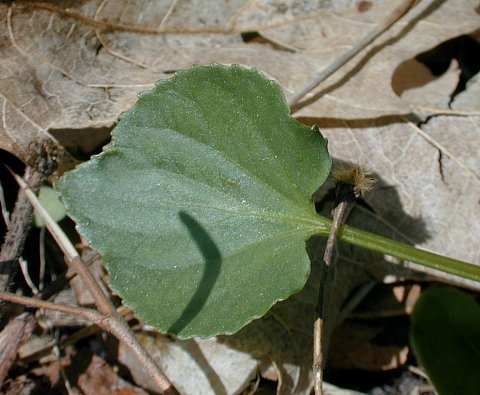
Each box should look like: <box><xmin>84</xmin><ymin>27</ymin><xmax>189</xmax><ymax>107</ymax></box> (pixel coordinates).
<box><xmin>57</xmin><ymin>64</ymin><xmax>331</xmax><ymax>338</ymax></box>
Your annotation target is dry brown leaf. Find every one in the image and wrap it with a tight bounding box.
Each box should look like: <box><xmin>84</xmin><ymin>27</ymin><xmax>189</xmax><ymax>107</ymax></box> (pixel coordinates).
<box><xmin>453</xmin><ymin>73</ymin><xmax>480</xmax><ymax>111</ymax></box>
<box><xmin>77</xmin><ymin>354</ymin><xmax>148</xmax><ymax>395</ymax></box>
<box><xmin>237</xmin><ymin>0</ymin><xmax>479</xmax><ymax>119</ymax></box>
<box><xmin>2</xmin><ymin>0</ymin><xmax>477</xmax><ymax>169</ymax></box>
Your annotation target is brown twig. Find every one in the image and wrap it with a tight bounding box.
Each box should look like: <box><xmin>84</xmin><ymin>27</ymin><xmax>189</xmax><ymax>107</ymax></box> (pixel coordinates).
<box><xmin>288</xmin><ymin>0</ymin><xmax>417</xmax><ymax>107</ymax></box>
<box><xmin>314</xmin><ymin>165</ymin><xmax>376</xmax><ymax>394</ymax></box>
<box><xmin>0</xmin><ymin>257</ymin><xmax>97</xmax><ymax>387</ymax></box>
<box><xmin>0</xmin><ymin>248</ymin><xmax>101</xmax><ymax>386</ymax></box>
<box><xmin>0</xmin><ymin>291</ymin><xmax>102</xmax><ymax>323</ymax></box>
<box><xmin>10</xmin><ymin>172</ymin><xmax>114</xmax><ymax>314</ymax></box>
<box><xmin>20</xmin><ymin>306</ymin><xmax>132</xmax><ymax>365</ymax></box>
<box><xmin>313</xmin><ymin>200</ymin><xmax>348</xmax><ymax>395</ymax></box>
<box><xmin>9</xmin><ymin>172</ymin><xmax>179</xmax><ymax>394</ymax></box>
<box><xmin>0</xmin><ymin>288</ymin><xmax>179</xmax><ymax>393</ymax></box>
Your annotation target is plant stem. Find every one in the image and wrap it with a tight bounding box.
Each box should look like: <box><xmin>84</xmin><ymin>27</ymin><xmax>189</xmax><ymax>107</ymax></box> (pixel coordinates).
<box><xmin>314</xmin><ymin>201</ymin><xmax>348</xmax><ymax>395</ymax></box>
<box><xmin>337</xmin><ymin>224</ymin><xmax>480</xmax><ymax>282</ymax></box>
<box><xmin>0</xmin><ymin>289</ymin><xmax>179</xmax><ymax>394</ymax></box>
<box><xmin>314</xmin><ymin>215</ymin><xmax>480</xmax><ymax>283</ymax></box>
<box><xmin>10</xmin><ymin>171</ymin><xmax>114</xmax><ymax>314</ymax></box>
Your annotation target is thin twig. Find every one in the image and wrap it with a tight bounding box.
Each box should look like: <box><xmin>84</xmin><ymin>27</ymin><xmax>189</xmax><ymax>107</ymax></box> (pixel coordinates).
<box><xmin>0</xmin><ymin>291</ymin><xmax>102</xmax><ymax>323</ymax></box>
<box><xmin>0</xmin><ymin>254</ymin><xmax>100</xmax><ymax>384</ymax></box>
<box><xmin>288</xmin><ymin>0</ymin><xmax>417</xmax><ymax>107</ymax></box>
<box><xmin>314</xmin><ymin>165</ymin><xmax>376</xmax><ymax>394</ymax></box>
<box><xmin>18</xmin><ymin>257</ymin><xmax>39</xmax><ymax>294</ymax></box>
<box><xmin>10</xmin><ymin>171</ymin><xmax>179</xmax><ymax>394</ymax></box>
<box><xmin>54</xmin><ymin>339</ymin><xmax>75</xmax><ymax>395</ymax></box>
<box><xmin>20</xmin><ymin>307</ymin><xmax>132</xmax><ymax>364</ymax></box>
<box><xmin>313</xmin><ymin>200</ymin><xmax>348</xmax><ymax>395</ymax></box>
<box><xmin>10</xmin><ymin>171</ymin><xmax>113</xmax><ymax>315</ymax></box>
<box><xmin>0</xmin><ymin>180</ymin><xmax>10</xmax><ymax>225</ymax></box>
<box><xmin>39</xmin><ymin>226</ymin><xmax>47</xmax><ymax>290</ymax></box>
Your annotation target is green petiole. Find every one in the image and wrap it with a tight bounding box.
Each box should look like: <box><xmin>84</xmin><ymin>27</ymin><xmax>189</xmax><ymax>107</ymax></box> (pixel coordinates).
<box><xmin>314</xmin><ymin>217</ymin><xmax>480</xmax><ymax>283</ymax></box>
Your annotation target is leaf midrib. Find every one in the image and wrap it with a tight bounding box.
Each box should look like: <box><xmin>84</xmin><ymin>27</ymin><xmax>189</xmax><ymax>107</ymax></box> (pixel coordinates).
<box><xmin>94</xmin><ymin>185</ymin><xmax>320</xmax><ymax>228</ymax></box>
<box><xmin>125</xmin><ymin>125</ymin><xmax>315</xmax><ymax>216</ymax></box>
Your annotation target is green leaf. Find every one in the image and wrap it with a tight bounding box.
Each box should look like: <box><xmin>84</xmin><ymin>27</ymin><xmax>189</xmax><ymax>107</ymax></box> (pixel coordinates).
<box><xmin>410</xmin><ymin>287</ymin><xmax>480</xmax><ymax>395</ymax></box>
<box><xmin>57</xmin><ymin>64</ymin><xmax>331</xmax><ymax>338</ymax></box>
<box><xmin>34</xmin><ymin>186</ymin><xmax>66</xmax><ymax>227</ymax></box>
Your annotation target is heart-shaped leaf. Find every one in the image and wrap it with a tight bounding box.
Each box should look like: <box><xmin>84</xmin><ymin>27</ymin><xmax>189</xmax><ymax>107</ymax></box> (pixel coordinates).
<box><xmin>57</xmin><ymin>64</ymin><xmax>331</xmax><ymax>338</ymax></box>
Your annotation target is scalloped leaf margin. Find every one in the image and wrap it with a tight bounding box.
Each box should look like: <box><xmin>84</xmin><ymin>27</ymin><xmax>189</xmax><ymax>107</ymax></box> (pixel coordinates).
<box><xmin>57</xmin><ymin>64</ymin><xmax>331</xmax><ymax>338</ymax></box>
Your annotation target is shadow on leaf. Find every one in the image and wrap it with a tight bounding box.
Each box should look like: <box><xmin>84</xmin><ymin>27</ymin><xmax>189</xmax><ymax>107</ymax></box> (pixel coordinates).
<box><xmin>167</xmin><ymin>211</ymin><xmax>222</xmax><ymax>334</ymax></box>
